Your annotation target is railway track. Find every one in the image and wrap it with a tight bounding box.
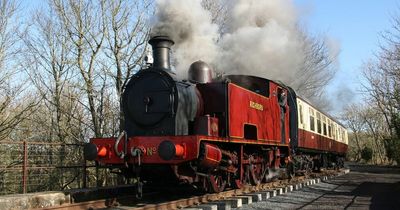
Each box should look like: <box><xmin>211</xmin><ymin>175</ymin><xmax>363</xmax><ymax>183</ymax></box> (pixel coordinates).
<box><xmin>41</xmin><ymin>169</ymin><xmax>346</xmax><ymax>210</ymax></box>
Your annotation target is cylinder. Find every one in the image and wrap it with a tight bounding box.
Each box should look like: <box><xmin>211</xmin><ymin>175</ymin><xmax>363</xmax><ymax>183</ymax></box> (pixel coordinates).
<box><xmin>199</xmin><ymin>143</ymin><xmax>222</xmax><ymax>168</ymax></box>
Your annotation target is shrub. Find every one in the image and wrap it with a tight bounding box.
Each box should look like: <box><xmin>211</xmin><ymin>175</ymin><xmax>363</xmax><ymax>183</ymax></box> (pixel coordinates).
<box><xmin>384</xmin><ymin>138</ymin><xmax>400</xmax><ymax>165</ymax></box>
<box><xmin>361</xmin><ymin>146</ymin><xmax>373</xmax><ymax>163</ymax></box>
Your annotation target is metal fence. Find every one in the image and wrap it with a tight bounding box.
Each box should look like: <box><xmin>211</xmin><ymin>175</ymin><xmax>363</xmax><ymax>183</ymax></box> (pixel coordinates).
<box><xmin>0</xmin><ymin>141</ymin><xmax>119</xmax><ymax>195</ymax></box>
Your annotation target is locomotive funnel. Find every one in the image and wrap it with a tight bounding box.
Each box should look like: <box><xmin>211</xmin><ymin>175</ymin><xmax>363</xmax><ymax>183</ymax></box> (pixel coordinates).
<box><xmin>148</xmin><ymin>36</ymin><xmax>174</xmax><ymax>71</ymax></box>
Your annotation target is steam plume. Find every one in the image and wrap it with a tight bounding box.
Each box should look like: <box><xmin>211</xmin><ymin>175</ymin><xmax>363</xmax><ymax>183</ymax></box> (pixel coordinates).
<box><xmin>151</xmin><ymin>0</ymin><xmax>219</xmax><ymax>78</ymax></box>
<box><xmin>218</xmin><ymin>0</ymin><xmax>303</xmax><ymax>83</ymax></box>
<box><xmin>151</xmin><ymin>0</ymin><xmax>335</xmax><ymax>89</ymax></box>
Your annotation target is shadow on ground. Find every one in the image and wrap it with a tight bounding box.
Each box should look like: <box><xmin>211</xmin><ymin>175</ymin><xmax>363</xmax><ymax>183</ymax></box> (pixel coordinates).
<box><xmin>348</xmin><ymin>181</ymin><xmax>400</xmax><ymax>209</ymax></box>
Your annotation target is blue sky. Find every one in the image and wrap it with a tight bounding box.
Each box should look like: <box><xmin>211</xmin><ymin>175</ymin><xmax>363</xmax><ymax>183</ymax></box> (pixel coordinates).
<box><xmin>21</xmin><ymin>0</ymin><xmax>398</xmax><ymax>112</ymax></box>
<box><xmin>294</xmin><ymin>0</ymin><xmax>399</xmax><ymax>112</ymax></box>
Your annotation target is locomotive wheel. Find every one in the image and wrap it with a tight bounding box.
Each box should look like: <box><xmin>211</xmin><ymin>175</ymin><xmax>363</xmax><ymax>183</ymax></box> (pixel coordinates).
<box><xmin>206</xmin><ymin>171</ymin><xmax>227</xmax><ymax>193</ymax></box>
<box><xmin>231</xmin><ymin>165</ymin><xmax>251</xmax><ymax>189</ymax></box>
<box><xmin>304</xmin><ymin>160</ymin><xmax>313</xmax><ymax>176</ymax></box>
<box><xmin>244</xmin><ymin>163</ymin><xmax>264</xmax><ymax>186</ymax></box>
<box><xmin>249</xmin><ymin>164</ymin><xmax>261</xmax><ymax>185</ymax></box>
<box><xmin>286</xmin><ymin>161</ymin><xmax>295</xmax><ymax>179</ymax></box>
<box><xmin>233</xmin><ymin>179</ymin><xmax>243</xmax><ymax>189</ymax></box>
<box><xmin>243</xmin><ymin>165</ymin><xmax>252</xmax><ymax>185</ymax></box>
<box><xmin>234</xmin><ymin>157</ymin><xmax>268</xmax><ymax>188</ymax></box>
<box><xmin>209</xmin><ymin>174</ymin><xmax>226</xmax><ymax>193</ymax></box>
<box><xmin>250</xmin><ymin>161</ymin><xmax>268</xmax><ymax>185</ymax></box>
<box><xmin>231</xmin><ymin>170</ymin><xmax>243</xmax><ymax>189</ymax></box>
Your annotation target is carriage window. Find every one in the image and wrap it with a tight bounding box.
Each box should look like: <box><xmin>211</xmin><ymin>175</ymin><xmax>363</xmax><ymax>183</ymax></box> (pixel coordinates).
<box><xmin>332</xmin><ymin>124</ymin><xmax>336</xmax><ymax>139</ymax></box>
<box><xmin>322</xmin><ymin>116</ymin><xmax>327</xmax><ymax>136</ymax></box>
<box><xmin>316</xmin><ymin>112</ymin><xmax>321</xmax><ymax>134</ymax></box>
<box><xmin>299</xmin><ymin>104</ymin><xmax>303</xmax><ymax>124</ymax></box>
<box><xmin>328</xmin><ymin>120</ymin><xmax>332</xmax><ymax>137</ymax></box>
<box><xmin>341</xmin><ymin>128</ymin><xmax>345</xmax><ymax>142</ymax></box>
<box><xmin>309</xmin><ymin>108</ymin><xmax>315</xmax><ymax>131</ymax></box>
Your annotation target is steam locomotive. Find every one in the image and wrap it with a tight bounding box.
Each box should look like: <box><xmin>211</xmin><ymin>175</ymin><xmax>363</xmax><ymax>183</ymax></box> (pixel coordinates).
<box><xmin>84</xmin><ymin>36</ymin><xmax>348</xmax><ymax>196</ymax></box>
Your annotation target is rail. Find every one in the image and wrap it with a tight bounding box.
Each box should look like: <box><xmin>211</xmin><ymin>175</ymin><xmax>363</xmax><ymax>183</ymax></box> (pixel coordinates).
<box><xmin>45</xmin><ymin>169</ymin><xmax>348</xmax><ymax>210</ymax></box>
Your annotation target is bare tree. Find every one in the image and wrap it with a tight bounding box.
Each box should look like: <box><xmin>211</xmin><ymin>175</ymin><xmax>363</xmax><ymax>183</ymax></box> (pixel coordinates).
<box><xmin>103</xmin><ymin>0</ymin><xmax>151</xmax><ymax>132</ymax></box>
<box><xmin>0</xmin><ymin>0</ymin><xmax>37</xmax><ymax>140</ymax></box>
<box><xmin>294</xmin><ymin>30</ymin><xmax>338</xmax><ymax>109</ymax></box>
<box><xmin>358</xmin><ymin>9</ymin><xmax>400</xmax><ymax>164</ymax></box>
<box><xmin>20</xmin><ymin>6</ymin><xmax>89</xmax><ymax>186</ymax></box>
<box><xmin>201</xmin><ymin>0</ymin><xmax>228</xmax><ymax>36</ymax></box>
<box><xmin>51</xmin><ymin>0</ymin><xmax>107</xmax><ymax>138</ymax></box>
<box><xmin>361</xmin><ymin>106</ymin><xmax>387</xmax><ymax>164</ymax></box>
<box><xmin>22</xmin><ymin>8</ymin><xmax>78</xmax><ymax>143</ymax></box>
<box><xmin>378</xmin><ymin>11</ymin><xmax>400</xmax><ymax>137</ymax></box>
<box><xmin>362</xmin><ymin>61</ymin><xmax>396</xmax><ymax>137</ymax></box>
<box><xmin>342</xmin><ymin>104</ymin><xmax>366</xmax><ymax>161</ymax></box>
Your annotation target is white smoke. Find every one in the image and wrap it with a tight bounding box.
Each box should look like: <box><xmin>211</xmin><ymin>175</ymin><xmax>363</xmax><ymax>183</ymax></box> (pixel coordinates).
<box><xmin>151</xmin><ymin>0</ymin><xmax>324</xmax><ymax>85</ymax></box>
<box><xmin>151</xmin><ymin>0</ymin><xmax>219</xmax><ymax>78</ymax></box>
<box><xmin>217</xmin><ymin>0</ymin><xmax>303</xmax><ymax>83</ymax></box>
<box><xmin>265</xmin><ymin>168</ymin><xmax>281</xmax><ymax>181</ymax></box>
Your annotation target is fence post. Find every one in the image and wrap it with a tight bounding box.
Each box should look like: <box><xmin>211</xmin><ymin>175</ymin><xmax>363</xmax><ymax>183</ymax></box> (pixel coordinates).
<box><xmin>22</xmin><ymin>141</ymin><xmax>28</xmax><ymax>194</ymax></box>
<box><xmin>96</xmin><ymin>162</ymin><xmax>99</xmax><ymax>187</ymax></box>
<box><xmin>83</xmin><ymin>158</ymin><xmax>87</xmax><ymax>188</ymax></box>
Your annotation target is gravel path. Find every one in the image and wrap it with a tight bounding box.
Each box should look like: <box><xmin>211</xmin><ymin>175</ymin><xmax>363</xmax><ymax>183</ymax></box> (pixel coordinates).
<box><xmin>235</xmin><ymin>163</ymin><xmax>400</xmax><ymax>209</ymax></box>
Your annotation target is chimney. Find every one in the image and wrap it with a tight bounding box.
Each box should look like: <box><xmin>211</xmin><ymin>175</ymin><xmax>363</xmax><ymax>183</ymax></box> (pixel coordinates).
<box><xmin>148</xmin><ymin>36</ymin><xmax>174</xmax><ymax>71</ymax></box>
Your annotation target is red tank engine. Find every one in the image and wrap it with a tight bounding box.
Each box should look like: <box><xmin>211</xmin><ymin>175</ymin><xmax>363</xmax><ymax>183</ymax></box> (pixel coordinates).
<box><xmin>84</xmin><ymin>36</ymin><xmax>348</xmax><ymax>195</ymax></box>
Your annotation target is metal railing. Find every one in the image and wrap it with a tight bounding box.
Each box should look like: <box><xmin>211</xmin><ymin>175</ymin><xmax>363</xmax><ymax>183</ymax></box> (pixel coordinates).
<box><xmin>0</xmin><ymin>141</ymin><xmax>120</xmax><ymax>195</ymax></box>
